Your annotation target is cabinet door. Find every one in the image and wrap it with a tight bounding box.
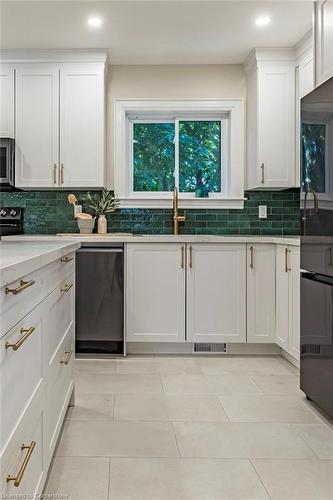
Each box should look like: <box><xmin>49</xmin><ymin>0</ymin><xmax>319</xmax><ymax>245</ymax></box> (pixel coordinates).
<box><xmin>59</xmin><ymin>64</ymin><xmax>104</xmax><ymax>187</ymax></box>
<box><xmin>187</xmin><ymin>244</ymin><xmax>246</xmax><ymax>343</ymax></box>
<box><xmin>126</xmin><ymin>244</ymin><xmax>185</xmax><ymax>342</ymax></box>
<box><xmin>289</xmin><ymin>246</ymin><xmax>300</xmax><ymax>360</ymax></box>
<box><xmin>15</xmin><ymin>64</ymin><xmax>59</xmax><ymax>188</ymax></box>
<box><xmin>276</xmin><ymin>245</ymin><xmax>290</xmax><ymax>350</ymax></box>
<box><xmin>258</xmin><ymin>65</ymin><xmax>295</xmax><ymax>188</ymax></box>
<box><xmin>247</xmin><ymin>244</ymin><xmax>276</xmax><ymax>343</ymax></box>
<box><xmin>0</xmin><ymin>64</ymin><xmax>15</xmax><ymax>137</ymax></box>
<box><xmin>315</xmin><ymin>0</ymin><xmax>333</xmax><ymax>85</ymax></box>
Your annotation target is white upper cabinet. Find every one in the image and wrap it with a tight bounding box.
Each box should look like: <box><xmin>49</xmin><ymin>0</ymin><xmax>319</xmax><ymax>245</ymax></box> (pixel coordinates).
<box><xmin>15</xmin><ymin>64</ymin><xmax>59</xmax><ymax>188</ymax></box>
<box><xmin>245</xmin><ymin>50</ymin><xmax>296</xmax><ymax>190</ymax></box>
<box><xmin>0</xmin><ymin>64</ymin><xmax>15</xmax><ymax>137</ymax></box>
<box><xmin>315</xmin><ymin>0</ymin><xmax>333</xmax><ymax>85</ymax></box>
<box><xmin>59</xmin><ymin>64</ymin><xmax>105</xmax><ymax>187</ymax></box>
<box><xmin>126</xmin><ymin>244</ymin><xmax>186</xmax><ymax>343</ymax></box>
<box><xmin>247</xmin><ymin>244</ymin><xmax>276</xmax><ymax>343</ymax></box>
<box><xmin>187</xmin><ymin>244</ymin><xmax>246</xmax><ymax>343</ymax></box>
<box><xmin>1</xmin><ymin>51</ymin><xmax>106</xmax><ymax>188</ymax></box>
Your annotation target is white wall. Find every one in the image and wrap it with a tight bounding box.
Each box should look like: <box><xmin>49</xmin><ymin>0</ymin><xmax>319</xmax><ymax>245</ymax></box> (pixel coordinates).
<box><xmin>106</xmin><ymin>64</ymin><xmax>246</xmax><ymax>186</ymax></box>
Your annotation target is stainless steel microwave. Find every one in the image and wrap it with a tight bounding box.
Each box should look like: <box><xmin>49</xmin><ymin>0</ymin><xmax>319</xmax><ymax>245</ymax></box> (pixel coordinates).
<box><xmin>0</xmin><ymin>138</ymin><xmax>16</xmax><ymax>191</ymax></box>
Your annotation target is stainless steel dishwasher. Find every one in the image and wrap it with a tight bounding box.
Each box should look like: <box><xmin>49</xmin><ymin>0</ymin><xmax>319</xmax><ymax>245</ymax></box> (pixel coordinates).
<box><xmin>75</xmin><ymin>242</ymin><xmax>124</xmax><ymax>355</ymax></box>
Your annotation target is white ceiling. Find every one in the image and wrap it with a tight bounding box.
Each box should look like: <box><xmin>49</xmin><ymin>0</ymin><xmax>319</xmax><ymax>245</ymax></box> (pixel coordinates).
<box><xmin>0</xmin><ymin>1</ymin><xmax>313</xmax><ymax>64</ymax></box>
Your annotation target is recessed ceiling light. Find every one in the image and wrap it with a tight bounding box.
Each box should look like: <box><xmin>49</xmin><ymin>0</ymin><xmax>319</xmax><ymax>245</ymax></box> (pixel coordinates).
<box><xmin>255</xmin><ymin>16</ymin><xmax>271</xmax><ymax>27</ymax></box>
<box><xmin>87</xmin><ymin>16</ymin><xmax>102</xmax><ymax>28</ymax></box>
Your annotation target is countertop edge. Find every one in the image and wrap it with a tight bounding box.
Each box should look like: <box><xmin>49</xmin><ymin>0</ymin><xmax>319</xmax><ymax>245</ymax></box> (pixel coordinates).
<box><xmin>1</xmin><ymin>234</ymin><xmax>301</xmax><ymax>246</ymax></box>
<box><xmin>0</xmin><ymin>241</ymin><xmax>81</xmax><ymax>287</ymax></box>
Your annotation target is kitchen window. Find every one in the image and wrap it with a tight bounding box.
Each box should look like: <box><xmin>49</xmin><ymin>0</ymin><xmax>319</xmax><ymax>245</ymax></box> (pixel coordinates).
<box><xmin>114</xmin><ymin>99</ymin><xmax>245</xmax><ymax>208</ymax></box>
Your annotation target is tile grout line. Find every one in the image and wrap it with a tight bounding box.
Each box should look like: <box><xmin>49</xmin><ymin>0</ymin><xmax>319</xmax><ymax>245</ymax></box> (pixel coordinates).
<box><xmin>290</xmin><ymin>423</ymin><xmax>327</xmax><ymax>460</ymax></box>
<box><xmin>249</xmin><ymin>459</ymin><xmax>273</xmax><ymax>500</ymax></box>
<box><xmin>107</xmin><ymin>457</ymin><xmax>111</xmax><ymax>500</ymax></box>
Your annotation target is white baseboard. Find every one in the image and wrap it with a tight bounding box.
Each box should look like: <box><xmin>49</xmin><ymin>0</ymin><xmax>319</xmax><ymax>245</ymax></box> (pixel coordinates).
<box><xmin>280</xmin><ymin>348</ymin><xmax>300</xmax><ymax>369</ymax></box>
<box><xmin>126</xmin><ymin>342</ymin><xmax>281</xmax><ymax>356</ymax></box>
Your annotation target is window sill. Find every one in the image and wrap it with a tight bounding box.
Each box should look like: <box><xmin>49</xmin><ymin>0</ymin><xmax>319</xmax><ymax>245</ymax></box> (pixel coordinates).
<box><xmin>119</xmin><ymin>197</ymin><xmax>245</xmax><ymax>210</ymax></box>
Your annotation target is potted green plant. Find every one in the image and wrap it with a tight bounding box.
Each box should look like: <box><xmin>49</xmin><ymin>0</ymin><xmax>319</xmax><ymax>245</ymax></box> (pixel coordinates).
<box><xmin>85</xmin><ymin>188</ymin><xmax>119</xmax><ymax>234</ymax></box>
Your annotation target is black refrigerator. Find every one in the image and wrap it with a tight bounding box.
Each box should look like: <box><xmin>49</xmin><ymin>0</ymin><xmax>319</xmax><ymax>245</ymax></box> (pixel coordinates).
<box><xmin>300</xmin><ymin>76</ymin><xmax>333</xmax><ymax>419</ymax></box>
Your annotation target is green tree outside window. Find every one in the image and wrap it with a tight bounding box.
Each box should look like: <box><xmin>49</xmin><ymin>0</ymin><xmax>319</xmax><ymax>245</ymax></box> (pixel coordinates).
<box><xmin>133</xmin><ymin>120</ymin><xmax>222</xmax><ymax>194</ymax></box>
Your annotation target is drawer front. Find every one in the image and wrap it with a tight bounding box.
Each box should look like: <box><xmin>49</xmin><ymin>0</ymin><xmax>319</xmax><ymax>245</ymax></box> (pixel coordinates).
<box><xmin>45</xmin><ymin>325</ymin><xmax>74</xmax><ymax>465</ymax></box>
<box><xmin>0</xmin><ymin>384</ymin><xmax>44</xmax><ymax>498</ymax></box>
<box><xmin>45</xmin><ymin>273</ymin><xmax>75</xmax><ymax>368</ymax></box>
<box><xmin>1</xmin><ymin>252</ymin><xmax>75</xmax><ymax>337</ymax></box>
<box><xmin>0</xmin><ymin>304</ymin><xmax>43</xmax><ymax>452</ymax></box>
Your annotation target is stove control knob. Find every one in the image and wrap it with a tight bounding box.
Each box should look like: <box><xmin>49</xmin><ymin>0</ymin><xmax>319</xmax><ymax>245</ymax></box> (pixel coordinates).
<box><xmin>0</xmin><ymin>209</ymin><xmax>7</xmax><ymax>217</ymax></box>
<box><xmin>9</xmin><ymin>209</ymin><xmax>17</xmax><ymax>217</ymax></box>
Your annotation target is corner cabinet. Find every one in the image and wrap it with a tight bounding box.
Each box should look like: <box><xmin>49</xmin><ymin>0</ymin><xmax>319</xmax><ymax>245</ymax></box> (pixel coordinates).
<box><xmin>0</xmin><ymin>51</ymin><xmax>107</xmax><ymax>189</ymax></box>
<box><xmin>247</xmin><ymin>244</ymin><xmax>276</xmax><ymax>343</ymax></box>
<box><xmin>245</xmin><ymin>49</ymin><xmax>296</xmax><ymax>189</ymax></box>
<box><xmin>315</xmin><ymin>0</ymin><xmax>333</xmax><ymax>86</ymax></box>
<box><xmin>276</xmin><ymin>245</ymin><xmax>300</xmax><ymax>360</ymax></box>
<box><xmin>187</xmin><ymin>244</ymin><xmax>246</xmax><ymax>343</ymax></box>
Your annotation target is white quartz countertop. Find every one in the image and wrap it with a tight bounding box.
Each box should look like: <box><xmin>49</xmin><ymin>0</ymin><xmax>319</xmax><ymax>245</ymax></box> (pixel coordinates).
<box><xmin>1</xmin><ymin>234</ymin><xmax>300</xmax><ymax>245</ymax></box>
<box><xmin>0</xmin><ymin>241</ymin><xmax>80</xmax><ymax>287</ymax></box>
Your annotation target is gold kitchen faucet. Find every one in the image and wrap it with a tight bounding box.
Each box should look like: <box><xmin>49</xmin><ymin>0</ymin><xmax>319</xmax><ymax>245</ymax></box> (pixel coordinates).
<box><xmin>173</xmin><ymin>186</ymin><xmax>186</xmax><ymax>235</ymax></box>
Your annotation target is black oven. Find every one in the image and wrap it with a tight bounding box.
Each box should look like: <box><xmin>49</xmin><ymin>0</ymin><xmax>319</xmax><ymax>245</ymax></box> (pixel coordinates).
<box><xmin>0</xmin><ymin>137</ymin><xmax>16</xmax><ymax>190</ymax></box>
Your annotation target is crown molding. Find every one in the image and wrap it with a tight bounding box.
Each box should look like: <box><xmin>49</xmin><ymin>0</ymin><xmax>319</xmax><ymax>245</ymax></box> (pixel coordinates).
<box><xmin>0</xmin><ymin>49</ymin><xmax>108</xmax><ymax>64</ymax></box>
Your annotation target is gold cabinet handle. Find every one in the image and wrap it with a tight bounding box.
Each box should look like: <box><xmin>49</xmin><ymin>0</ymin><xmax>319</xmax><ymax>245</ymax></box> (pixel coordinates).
<box><xmin>60</xmin><ymin>163</ymin><xmax>64</xmax><ymax>185</ymax></box>
<box><xmin>288</xmin><ymin>249</ymin><xmax>292</xmax><ymax>271</ymax></box>
<box><xmin>285</xmin><ymin>247</ymin><xmax>289</xmax><ymax>273</ymax></box>
<box><xmin>5</xmin><ymin>326</ymin><xmax>36</xmax><ymax>351</ymax></box>
<box><xmin>189</xmin><ymin>245</ymin><xmax>193</xmax><ymax>269</ymax></box>
<box><xmin>260</xmin><ymin>163</ymin><xmax>265</xmax><ymax>184</ymax></box>
<box><xmin>60</xmin><ymin>350</ymin><xmax>73</xmax><ymax>365</ymax></box>
<box><xmin>181</xmin><ymin>246</ymin><xmax>184</xmax><ymax>269</ymax></box>
<box><xmin>60</xmin><ymin>283</ymin><xmax>73</xmax><ymax>293</ymax></box>
<box><xmin>6</xmin><ymin>441</ymin><xmax>36</xmax><ymax>487</ymax></box>
<box><xmin>249</xmin><ymin>246</ymin><xmax>254</xmax><ymax>269</ymax></box>
<box><xmin>61</xmin><ymin>255</ymin><xmax>74</xmax><ymax>263</ymax></box>
<box><xmin>53</xmin><ymin>164</ymin><xmax>57</xmax><ymax>184</ymax></box>
<box><xmin>5</xmin><ymin>279</ymin><xmax>35</xmax><ymax>295</ymax></box>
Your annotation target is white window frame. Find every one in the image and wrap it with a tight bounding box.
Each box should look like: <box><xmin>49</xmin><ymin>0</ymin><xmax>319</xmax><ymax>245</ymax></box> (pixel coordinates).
<box><xmin>114</xmin><ymin>98</ymin><xmax>245</xmax><ymax>209</ymax></box>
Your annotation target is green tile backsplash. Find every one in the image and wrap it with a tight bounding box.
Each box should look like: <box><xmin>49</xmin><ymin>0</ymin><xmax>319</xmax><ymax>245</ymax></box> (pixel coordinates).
<box><xmin>0</xmin><ymin>189</ymin><xmax>300</xmax><ymax>235</ymax></box>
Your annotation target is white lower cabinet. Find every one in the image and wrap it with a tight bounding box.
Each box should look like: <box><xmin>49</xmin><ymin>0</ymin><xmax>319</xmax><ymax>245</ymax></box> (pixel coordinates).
<box><xmin>0</xmin><ymin>253</ymin><xmax>76</xmax><ymax>497</ymax></box>
<box><xmin>247</xmin><ymin>244</ymin><xmax>276</xmax><ymax>343</ymax></box>
<box><xmin>187</xmin><ymin>244</ymin><xmax>246</xmax><ymax>343</ymax></box>
<box><xmin>126</xmin><ymin>243</ymin><xmax>246</xmax><ymax>344</ymax></box>
<box><xmin>276</xmin><ymin>245</ymin><xmax>300</xmax><ymax>360</ymax></box>
<box><xmin>126</xmin><ymin>244</ymin><xmax>185</xmax><ymax>342</ymax></box>
<box><xmin>126</xmin><ymin>241</ymin><xmax>299</xmax><ymax>358</ymax></box>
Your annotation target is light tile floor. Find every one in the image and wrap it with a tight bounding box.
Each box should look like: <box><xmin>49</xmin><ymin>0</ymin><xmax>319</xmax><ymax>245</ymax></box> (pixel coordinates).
<box><xmin>44</xmin><ymin>355</ymin><xmax>333</xmax><ymax>500</ymax></box>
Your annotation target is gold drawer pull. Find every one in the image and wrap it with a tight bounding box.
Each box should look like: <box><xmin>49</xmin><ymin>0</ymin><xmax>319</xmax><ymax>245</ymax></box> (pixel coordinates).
<box><xmin>6</xmin><ymin>441</ymin><xmax>36</xmax><ymax>487</ymax></box>
<box><xmin>61</xmin><ymin>256</ymin><xmax>74</xmax><ymax>263</ymax></box>
<box><xmin>60</xmin><ymin>350</ymin><xmax>73</xmax><ymax>365</ymax></box>
<box><xmin>5</xmin><ymin>327</ymin><xmax>36</xmax><ymax>351</ymax></box>
<box><xmin>60</xmin><ymin>283</ymin><xmax>73</xmax><ymax>293</ymax></box>
<box><xmin>5</xmin><ymin>279</ymin><xmax>35</xmax><ymax>295</ymax></box>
